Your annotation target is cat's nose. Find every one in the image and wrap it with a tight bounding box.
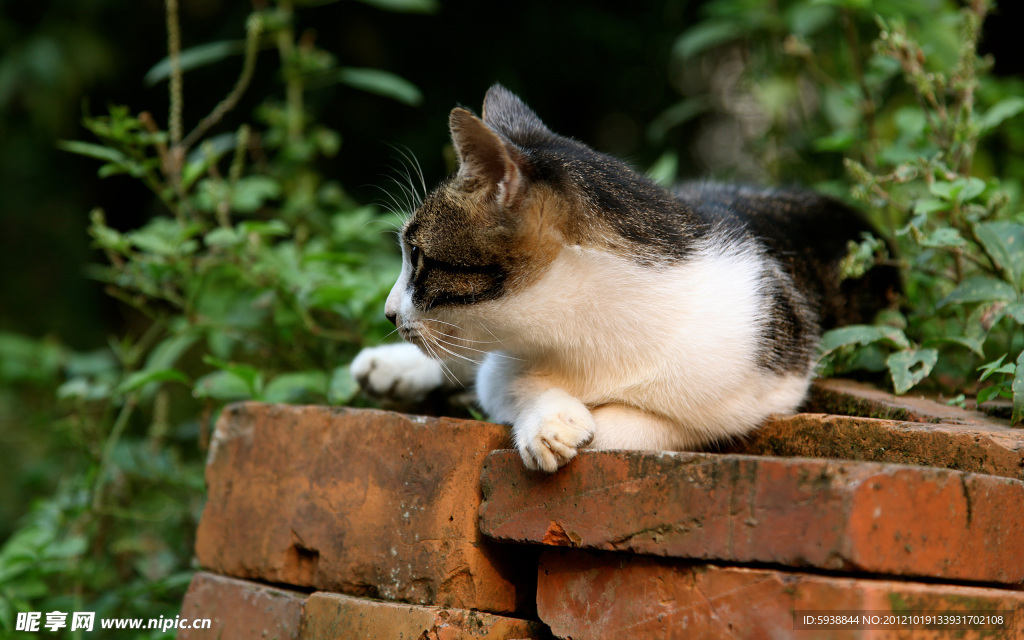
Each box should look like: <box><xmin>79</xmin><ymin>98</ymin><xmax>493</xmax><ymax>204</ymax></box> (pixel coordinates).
<box><xmin>385</xmin><ymin>310</ymin><xmax>397</xmax><ymax>326</ymax></box>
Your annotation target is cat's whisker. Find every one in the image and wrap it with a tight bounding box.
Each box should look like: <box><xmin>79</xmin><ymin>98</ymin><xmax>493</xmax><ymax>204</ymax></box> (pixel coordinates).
<box><xmin>426</xmin><ymin>335</ymin><xmax>483</xmax><ymax>368</ymax></box>
<box><xmin>432</xmin><ymin>334</ymin><xmax>523</xmax><ymax>363</ymax></box>
<box><xmin>431</xmin><ymin>333</ymin><xmax>520</xmax><ymax>360</ymax></box>
<box><xmin>425</xmin><ymin>321</ymin><xmax>504</xmax><ymax>344</ymax></box>
<box><xmin>370</xmin><ymin>189</ymin><xmax>413</xmax><ymax>223</ymax></box>
<box><xmin>419</xmin><ymin>335</ymin><xmax>459</xmax><ymax>387</ymax></box>
<box><xmin>389</xmin><ymin>144</ymin><xmax>428</xmax><ymax>206</ymax></box>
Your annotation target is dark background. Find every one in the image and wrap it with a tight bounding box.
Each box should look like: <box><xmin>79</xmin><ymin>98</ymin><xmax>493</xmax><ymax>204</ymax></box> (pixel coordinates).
<box><xmin>1</xmin><ymin>0</ymin><xmax>1021</xmax><ymax>352</ymax></box>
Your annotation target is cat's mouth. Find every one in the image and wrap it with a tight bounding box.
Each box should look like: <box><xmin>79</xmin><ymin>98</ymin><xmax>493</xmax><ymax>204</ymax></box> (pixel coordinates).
<box><xmin>399</xmin><ymin>319</ymin><xmax>456</xmax><ymax>343</ymax></box>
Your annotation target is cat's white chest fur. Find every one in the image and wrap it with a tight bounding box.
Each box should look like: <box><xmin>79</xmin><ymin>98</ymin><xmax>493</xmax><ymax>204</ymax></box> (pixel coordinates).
<box><xmin>473</xmin><ymin>245</ymin><xmax>811</xmax><ymax>460</ymax></box>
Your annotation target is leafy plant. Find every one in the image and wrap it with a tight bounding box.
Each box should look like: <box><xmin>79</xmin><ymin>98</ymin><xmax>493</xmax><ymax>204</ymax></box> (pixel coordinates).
<box><xmin>1</xmin><ymin>0</ymin><xmax>430</xmax><ymax>636</ymax></box>
<box><xmin>671</xmin><ymin>0</ymin><xmax>1024</xmax><ymax>423</ymax></box>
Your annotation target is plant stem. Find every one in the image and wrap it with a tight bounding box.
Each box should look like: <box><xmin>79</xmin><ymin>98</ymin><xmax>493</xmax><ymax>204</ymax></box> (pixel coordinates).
<box><xmin>91</xmin><ymin>393</ymin><xmax>138</xmax><ymax>512</ymax></box>
<box><xmin>181</xmin><ymin>13</ymin><xmax>264</xmax><ymax>152</ymax></box>
<box><xmin>276</xmin><ymin>0</ymin><xmax>304</xmax><ymax>143</ymax></box>
<box><xmin>166</xmin><ymin>0</ymin><xmax>183</xmax><ymax>148</ymax></box>
<box><xmin>842</xmin><ymin>10</ymin><xmax>878</xmax><ymax>169</ymax></box>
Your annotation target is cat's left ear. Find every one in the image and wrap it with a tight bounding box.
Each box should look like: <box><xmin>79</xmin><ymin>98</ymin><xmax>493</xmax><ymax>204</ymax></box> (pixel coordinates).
<box><xmin>449</xmin><ymin>108</ymin><xmax>526</xmax><ymax>208</ymax></box>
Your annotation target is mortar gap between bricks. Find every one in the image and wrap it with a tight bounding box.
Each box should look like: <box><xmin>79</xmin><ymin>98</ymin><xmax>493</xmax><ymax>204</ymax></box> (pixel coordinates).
<box><xmin>528</xmin><ymin>550</ymin><xmax>1024</xmax><ymax>593</ymax></box>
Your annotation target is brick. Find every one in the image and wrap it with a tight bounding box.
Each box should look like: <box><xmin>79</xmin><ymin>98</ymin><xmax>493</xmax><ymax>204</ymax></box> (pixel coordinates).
<box><xmin>479</xmin><ymin>450</ymin><xmax>1024</xmax><ymax>584</ymax></box>
<box><xmin>728</xmin><ymin>413</ymin><xmax>1024</xmax><ymax>481</ymax></box>
<box><xmin>537</xmin><ymin>550</ymin><xmax>1024</xmax><ymax>640</ymax></box>
<box><xmin>300</xmin><ymin>592</ymin><xmax>547</xmax><ymax>640</ymax></box>
<box><xmin>177</xmin><ymin>572</ymin><xmax>306</xmax><ymax>640</ymax></box>
<box><xmin>195</xmin><ymin>404</ymin><xmax>534</xmax><ymax>613</ymax></box>
<box><xmin>807</xmin><ymin>378</ymin><xmax>1010</xmax><ymax>427</ymax></box>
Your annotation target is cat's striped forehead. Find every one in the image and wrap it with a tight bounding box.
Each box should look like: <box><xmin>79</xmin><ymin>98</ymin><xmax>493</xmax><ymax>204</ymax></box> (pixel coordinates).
<box><xmin>401</xmin><ymin>179</ymin><xmax>563</xmax><ymax>311</ymax></box>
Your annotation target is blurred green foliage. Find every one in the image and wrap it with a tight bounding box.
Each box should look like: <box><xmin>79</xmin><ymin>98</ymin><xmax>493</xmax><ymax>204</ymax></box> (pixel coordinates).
<box><xmin>0</xmin><ymin>0</ymin><xmax>427</xmax><ymax>636</ymax></box>
<box><xmin>671</xmin><ymin>0</ymin><xmax>1024</xmax><ymax>421</ymax></box>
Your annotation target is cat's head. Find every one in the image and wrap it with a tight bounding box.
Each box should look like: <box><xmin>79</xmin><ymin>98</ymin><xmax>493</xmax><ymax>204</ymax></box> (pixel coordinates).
<box><xmin>384</xmin><ymin>85</ymin><xmax>576</xmax><ymax>356</ymax></box>
<box><xmin>384</xmin><ymin>84</ymin><xmax>693</xmax><ymax>359</ymax></box>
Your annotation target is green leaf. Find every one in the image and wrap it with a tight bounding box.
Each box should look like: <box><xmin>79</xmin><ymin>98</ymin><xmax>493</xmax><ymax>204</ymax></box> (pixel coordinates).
<box><xmin>334</xmin><ymin>67</ymin><xmax>423</xmax><ymax>106</ymax></box>
<box><xmin>239</xmin><ymin>220</ymin><xmax>290</xmax><ymax>237</ymax></box>
<box><xmin>56</xmin><ymin>378</ymin><xmax>112</xmax><ymax>402</ymax></box>
<box><xmin>352</xmin><ymin>0</ymin><xmax>439</xmax><ymax>13</ymax></box>
<box><xmin>192</xmin><ymin>370</ymin><xmax>252</xmax><ymax>401</ymax></box>
<box><xmin>978</xmin><ymin>354</ymin><xmax>1007</xmax><ymax>382</ymax></box>
<box><xmin>647</xmin><ymin>97</ymin><xmax>709</xmax><ymax>142</ymax></box>
<box><xmin>0</xmin><ymin>333</ymin><xmax>63</xmax><ymax>384</ymax></box>
<box><xmin>646</xmin><ymin>151</ymin><xmax>678</xmax><ymax>186</ymax></box>
<box><xmin>231</xmin><ymin>176</ymin><xmax>281</xmax><ymax>213</ymax></box>
<box><xmin>56</xmin><ymin>140</ymin><xmax>131</xmax><ymax>166</ymax></box>
<box><xmin>1013</xmin><ymin>351</ymin><xmax>1024</xmax><ymax>426</ymax></box>
<box><xmin>913</xmin><ymin>198</ymin><xmax>949</xmax><ymax>215</ymax></box>
<box><xmin>144</xmin><ymin>40</ymin><xmax>247</xmax><ymax>86</ymax></box>
<box><xmin>818</xmin><ymin>325</ymin><xmax>910</xmax><ymax>356</ymax></box>
<box><xmin>147</xmin><ymin>332</ymin><xmax>199</xmax><ymax>371</ymax></box>
<box><xmin>887</xmin><ymin>348</ymin><xmax>938</xmax><ymax>394</ymax></box>
<box><xmin>784</xmin><ymin>3</ymin><xmax>835</xmax><ymax>36</ymax></box>
<box><xmin>673</xmin><ymin>21</ymin><xmax>742</xmax><ymax>60</ymax></box>
<box><xmin>938</xmin><ymin>275</ymin><xmax>1019</xmax><ymax>308</ymax></box>
<box><xmin>202</xmin><ymin>356</ymin><xmax>263</xmax><ymax>397</ymax></box>
<box><xmin>974</xmin><ymin>221</ymin><xmax>1024</xmax><ymax>288</ymax></box>
<box><xmin>328</xmin><ymin>365</ymin><xmax>358</xmax><ymax>404</ymax></box>
<box><xmin>813</xmin><ymin>130</ymin><xmax>855</xmax><ymax>152</ymax></box>
<box><xmin>1006</xmin><ymin>302</ymin><xmax>1024</xmax><ymax>324</ymax></box>
<box><xmin>920</xmin><ymin>227</ymin><xmax>966</xmax><ymax>248</ymax></box>
<box><xmin>928</xmin><ymin>178</ymin><xmax>985</xmax><ymax>202</ymax></box>
<box><xmin>957</xmin><ymin>177</ymin><xmax>986</xmax><ymax>202</ymax></box>
<box><xmin>979</xmin><ymin>96</ymin><xmax>1024</xmax><ymax>132</ymax></box>
<box><xmin>263</xmin><ymin>371</ymin><xmax>328</xmax><ymax>404</ymax></box>
<box><xmin>923</xmin><ymin>336</ymin><xmax>985</xmax><ymax>358</ymax></box>
<box><xmin>117</xmin><ymin>368</ymin><xmax>191</xmax><ymax>394</ymax></box>
<box><xmin>928</xmin><ymin>181</ymin><xmax>958</xmax><ymax>201</ymax></box>
<box><xmin>977</xmin><ymin>383</ymin><xmax>1006</xmax><ymax>405</ymax></box>
<box><xmin>205</xmin><ymin>227</ymin><xmax>243</xmax><ymax>248</ymax></box>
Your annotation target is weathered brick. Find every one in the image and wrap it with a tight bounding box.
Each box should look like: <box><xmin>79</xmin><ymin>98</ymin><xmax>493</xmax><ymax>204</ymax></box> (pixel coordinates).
<box><xmin>300</xmin><ymin>592</ymin><xmax>549</xmax><ymax>640</ymax></box>
<box><xmin>195</xmin><ymin>404</ymin><xmax>534</xmax><ymax>613</ymax></box>
<box><xmin>177</xmin><ymin>572</ymin><xmax>306</xmax><ymax>640</ymax></box>
<box><xmin>537</xmin><ymin>550</ymin><xmax>1024</xmax><ymax>640</ymax></box>
<box><xmin>728</xmin><ymin>413</ymin><xmax>1024</xmax><ymax>481</ymax></box>
<box><xmin>479</xmin><ymin>450</ymin><xmax>1024</xmax><ymax>584</ymax></box>
<box><xmin>807</xmin><ymin>378</ymin><xmax>1010</xmax><ymax>427</ymax></box>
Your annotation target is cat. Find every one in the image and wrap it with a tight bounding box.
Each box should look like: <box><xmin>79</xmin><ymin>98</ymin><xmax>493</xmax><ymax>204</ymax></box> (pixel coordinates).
<box><xmin>352</xmin><ymin>84</ymin><xmax>896</xmax><ymax>472</ymax></box>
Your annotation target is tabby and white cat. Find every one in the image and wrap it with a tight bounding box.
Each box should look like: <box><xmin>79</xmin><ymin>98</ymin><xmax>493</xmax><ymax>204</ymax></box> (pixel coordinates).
<box><xmin>352</xmin><ymin>84</ymin><xmax>894</xmax><ymax>472</ymax></box>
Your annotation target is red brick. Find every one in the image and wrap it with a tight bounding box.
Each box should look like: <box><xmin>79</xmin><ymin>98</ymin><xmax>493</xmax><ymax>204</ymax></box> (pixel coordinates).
<box><xmin>728</xmin><ymin>413</ymin><xmax>1024</xmax><ymax>481</ymax></box>
<box><xmin>807</xmin><ymin>379</ymin><xmax>1010</xmax><ymax>427</ymax></box>
<box><xmin>300</xmin><ymin>592</ymin><xmax>547</xmax><ymax>639</ymax></box>
<box><xmin>479</xmin><ymin>450</ymin><xmax>1024</xmax><ymax>584</ymax></box>
<box><xmin>177</xmin><ymin>572</ymin><xmax>306</xmax><ymax>640</ymax></box>
<box><xmin>195</xmin><ymin>404</ymin><xmax>534</xmax><ymax>613</ymax></box>
<box><xmin>537</xmin><ymin>550</ymin><xmax>1024</xmax><ymax>640</ymax></box>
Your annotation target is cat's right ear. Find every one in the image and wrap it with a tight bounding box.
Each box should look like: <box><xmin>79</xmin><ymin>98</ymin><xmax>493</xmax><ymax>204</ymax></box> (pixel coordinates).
<box><xmin>449</xmin><ymin>108</ymin><xmax>526</xmax><ymax>208</ymax></box>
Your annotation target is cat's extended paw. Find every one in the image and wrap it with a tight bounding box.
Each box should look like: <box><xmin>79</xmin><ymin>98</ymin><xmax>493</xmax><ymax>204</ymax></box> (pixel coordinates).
<box><xmin>350</xmin><ymin>343</ymin><xmax>445</xmax><ymax>405</ymax></box>
<box><xmin>514</xmin><ymin>391</ymin><xmax>596</xmax><ymax>472</ymax></box>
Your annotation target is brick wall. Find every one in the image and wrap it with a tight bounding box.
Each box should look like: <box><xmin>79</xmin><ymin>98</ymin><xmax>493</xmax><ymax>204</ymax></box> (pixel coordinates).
<box><xmin>178</xmin><ymin>380</ymin><xmax>1024</xmax><ymax>639</ymax></box>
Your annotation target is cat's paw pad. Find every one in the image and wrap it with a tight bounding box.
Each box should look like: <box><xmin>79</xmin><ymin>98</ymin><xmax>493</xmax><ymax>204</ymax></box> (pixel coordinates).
<box><xmin>515</xmin><ymin>394</ymin><xmax>595</xmax><ymax>472</ymax></box>
<box><xmin>351</xmin><ymin>343</ymin><xmax>444</xmax><ymax>404</ymax></box>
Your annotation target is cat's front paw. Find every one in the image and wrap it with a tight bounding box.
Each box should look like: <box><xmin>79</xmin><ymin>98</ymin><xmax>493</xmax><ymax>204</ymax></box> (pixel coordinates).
<box><xmin>514</xmin><ymin>390</ymin><xmax>595</xmax><ymax>472</ymax></box>
<box><xmin>351</xmin><ymin>343</ymin><xmax>445</xmax><ymax>405</ymax></box>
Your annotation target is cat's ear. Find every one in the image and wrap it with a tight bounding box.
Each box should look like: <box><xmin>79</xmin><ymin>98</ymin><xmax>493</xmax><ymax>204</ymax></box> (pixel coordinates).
<box><xmin>481</xmin><ymin>84</ymin><xmax>551</xmax><ymax>140</ymax></box>
<box><xmin>449</xmin><ymin>107</ymin><xmax>525</xmax><ymax>208</ymax></box>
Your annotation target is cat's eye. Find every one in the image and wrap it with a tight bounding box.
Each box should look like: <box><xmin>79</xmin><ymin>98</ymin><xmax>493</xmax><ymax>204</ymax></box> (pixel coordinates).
<box><xmin>409</xmin><ymin>244</ymin><xmax>423</xmax><ymax>269</ymax></box>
